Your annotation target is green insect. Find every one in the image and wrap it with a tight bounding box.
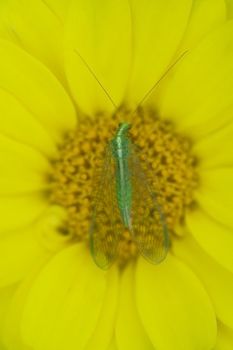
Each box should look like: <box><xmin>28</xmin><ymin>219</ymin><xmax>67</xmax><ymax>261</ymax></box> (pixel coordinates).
<box><xmin>90</xmin><ymin>122</ymin><xmax>169</xmax><ymax>269</ymax></box>
<box><xmin>74</xmin><ymin>47</ymin><xmax>187</xmax><ymax>269</ymax></box>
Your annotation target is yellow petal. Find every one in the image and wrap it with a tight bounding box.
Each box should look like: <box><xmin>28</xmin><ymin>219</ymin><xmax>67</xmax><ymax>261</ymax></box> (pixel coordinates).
<box><xmin>1</xmin><ymin>0</ymin><xmax>66</xmax><ymax>82</ymax></box>
<box><xmin>0</xmin><ymin>133</ymin><xmax>50</xmax><ymax>195</ymax></box>
<box><xmin>0</xmin><ymin>39</ymin><xmax>76</xmax><ymax>143</ymax></box>
<box><xmin>215</xmin><ymin>323</ymin><xmax>233</xmax><ymax>350</ymax></box>
<box><xmin>225</xmin><ymin>0</ymin><xmax>233</xmax><ymax>19</ymax></box>
<box><xmin>3</xmin><ymin>259</ymin><xmax>48</xmax><ymax>350</ymax></box>
<box><xmin>178</xmin><ymin>0</ymin><xmax>226</xmax><ymax>51</ymax></box>
<box><xmin>194</xmin><ymin>115</ymin><xmax>233</xmax><ymax>168</ymax></box>
<box><xmin>0</xmin><ymin>206</ymin><xmax>68</xmax><ymax>286</ymax></box>
<box><xmin>136</xmin><ymin>254</ymin><xmax>217</xmax><ymax>350</ymax></box>
<box><xmin>108</xmin><ymin>339</ymin><xmax>118</xmax><ymax>350</ymax></box>
<box><xmin>0</xmin><ymin>194</ymin><xmax>48</xmax><ymax>234</ymax></box>
<box><xmin>116</xmin><ymin>264</ymin><xmax>154</xmax><ymax>350</ymax></box>
<box><xmin>0</xmin><ymin>342</ymin><xmax>7</xmax><ymax>350</ymax></box>
<box><xmin>34</xmin><ymin>205</ymin><xmax>72</xmax><ymax>253</ymax></box>
<box><xmin>41</xmin><ymin>0</ymin><xmax>71</xmax><ymax>22</ymax></box>
<box><xmin>20</xmin><ymin>245</ymin><xmax>108</xmax><ymax>350</ymax></box>
<box><xmin>0</xmin><ymin>88</ymin><xmax>57</xmax><ymax>158</ymax></box>
<box><xmin>158</xmin><ymin>21</ymin><xmax>233</xmax><ymax>139</ymax></box>
<box><xmin>0</xmin><ymin>205</ymin><xmax>68</xmax><ymax>348</ymax></box>
<box><xmin>173</xmin><ymin>234</ymin><xmax>233</xmax><ymax>330</ymax></box>
<box><xmin>196</xmin><ymin>167</ymin><xmax>233</xmax><ymax>229</ymax></box>
<box><xmin>0</xmin><ymin>284</ymin><xmax>17</xmax><ymax>341</ymax></box>
<box><xmin>86</xmin><ymin>267</ymin><xmax>119</xmax><ymax>350</ymax></box>
<box><xmin>186</xmin><ymin>209</ymin><xmax>233</xmax><ymax>273</ymax></box>
<box><xmin>0</xmin><ymin>132</ymin><xmax>49</xmax><ymax>171</ymax></box>
<box><xmin>0</xmin><ymin>1</ymin><xmax>11</xmax><ymax>38</ymax></box>
<box><xmin>0</xmin><ymin>205</ymin><xmax>69</xmax><ymax>287</ymax></box>
<box><xmin>0</xmin><ymin>228</ymin><xmax>50</xmax><ymax>287</ymax></box>
<box><xmin>127</xmin><ymin>0</ymin><xmax>192</xmax><ymax>106</ymax></box>
<box><xmin>64</xmin><ymin>0</ymin><xmax>131</xmax><ymax>115</ymax></box>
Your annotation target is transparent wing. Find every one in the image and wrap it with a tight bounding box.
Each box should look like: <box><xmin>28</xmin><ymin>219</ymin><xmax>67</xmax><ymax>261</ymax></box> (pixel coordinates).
<box><xmin>90</xmin><ymin>145</ymin><xmax>122</xmax><ymax>269</ymax></box>
<box><xmin>129</xmin><ymin>143</ymin><xmax>169</xmax><ymax>264</ymax></box>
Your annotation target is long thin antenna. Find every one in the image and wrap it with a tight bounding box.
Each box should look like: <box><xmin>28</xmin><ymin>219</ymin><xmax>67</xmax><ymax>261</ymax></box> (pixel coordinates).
<box><xmin>74</xmin><ymin>48</ymin><xmax>117</xmax><ymax>109</ymax></box>
<box><xmin>131</xmin><ymin>50</ymin><xmax>188</xmax><ymax>115</ymax></box>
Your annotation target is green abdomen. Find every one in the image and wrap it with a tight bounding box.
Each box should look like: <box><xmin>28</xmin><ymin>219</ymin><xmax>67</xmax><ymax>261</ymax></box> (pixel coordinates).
<box><xmin>115</xmin><ymin>153</ymin><xmax>132</xmax><ymax>228</ymax></box>
<box><xmin>111</xmin><ymin>124</ymin><xmax>132</xmax><ymax>228</ymax></box>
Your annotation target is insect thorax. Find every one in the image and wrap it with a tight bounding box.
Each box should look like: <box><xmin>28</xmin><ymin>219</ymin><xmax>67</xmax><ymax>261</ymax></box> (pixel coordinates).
<box><xmin>110</xmin><ymin>136</ymin><xmax>131</xmax><ymax>160</ymax></box>
<box><xmin>110</xmin><ymin>122</ymin><xmax>131</xmax><ymax>159</ymax></box>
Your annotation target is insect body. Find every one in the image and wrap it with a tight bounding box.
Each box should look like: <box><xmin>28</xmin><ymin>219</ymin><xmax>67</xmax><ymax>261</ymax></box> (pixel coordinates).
<box><xmin>111</xmin><ymin>123</ymin><xmax>132</xmax><ymax>229</ymax></box>
<box><xmin>78</xmin><ymin>50</ymin><xmax>188</xmax><ymax>269</ymax></box>
<box><xmin>90</xmin><ymin>122</ymin><xmax>169</xmax><ymax>269</ymax></box>
<box><xmin>74</xmin><ymin>48</ymin><xmax>186</xmax><ymax>269</ymax></box>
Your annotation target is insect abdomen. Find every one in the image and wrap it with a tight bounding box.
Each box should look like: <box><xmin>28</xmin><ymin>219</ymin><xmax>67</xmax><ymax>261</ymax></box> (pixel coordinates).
<box><xmin>111</xmin><ymin>133</ymin><xmax>132</xmax><ymax>229</ymax></box>
<box><xmin>115</xmin><ymin>155</ymin><xmax>132</xmax><ymax>228</ymax></box>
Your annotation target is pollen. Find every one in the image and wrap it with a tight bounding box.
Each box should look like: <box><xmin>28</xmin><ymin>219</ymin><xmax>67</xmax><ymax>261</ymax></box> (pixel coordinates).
<box><xmin>50</xmin><ymin>106</ymin><xmax>198</xmax><ymax>266</ymax></box>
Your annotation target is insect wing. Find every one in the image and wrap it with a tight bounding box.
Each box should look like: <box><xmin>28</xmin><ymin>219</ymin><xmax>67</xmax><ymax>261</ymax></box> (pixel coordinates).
<box><xmin>90</xmin><ymin>146</ymin><xmax>122</xmax><ymax>269</ymax></box>
<box><xmin>129</xmin><ymin>144</ymin><xmax>169</xmax><ymax>263</ymax></box>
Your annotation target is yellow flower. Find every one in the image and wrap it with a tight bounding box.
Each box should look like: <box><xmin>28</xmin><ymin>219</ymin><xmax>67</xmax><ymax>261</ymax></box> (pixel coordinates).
<box><xmin>0</xmin><ymin>0</ymin><xmax>232</xmax><ymax>349</ymax></box>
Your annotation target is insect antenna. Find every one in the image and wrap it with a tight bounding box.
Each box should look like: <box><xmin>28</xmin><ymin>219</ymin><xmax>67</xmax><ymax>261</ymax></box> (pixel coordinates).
<box><xmin>74</xmin><ymin>48</ymin><xmax>118</xmax><ymax>109</ymax></box>
<box><xmin>130</xmin><ymin>50</ymin><xmax>188</xmax><ymax>116</ymax></box>
<box><xmin>74</xmin><ymin>48</ymin><xmax>188</xmax><ymax>121</ymax></box>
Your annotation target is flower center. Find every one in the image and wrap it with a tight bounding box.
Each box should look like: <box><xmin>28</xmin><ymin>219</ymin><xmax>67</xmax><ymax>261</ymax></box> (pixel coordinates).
<box><xmin>50</xmin><ymin>106</ymin><xmax>198</xmax><ymax>266</ymax></box>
